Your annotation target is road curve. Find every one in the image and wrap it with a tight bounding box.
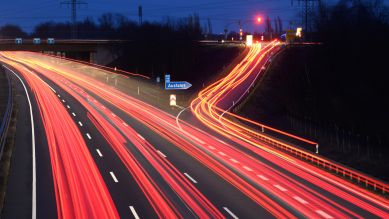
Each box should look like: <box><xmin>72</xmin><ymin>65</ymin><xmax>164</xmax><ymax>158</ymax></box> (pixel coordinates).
<box><xmin>0</xmin><ymin>45</ymin><xmax>388</xmax><ymax>219</ymax></box>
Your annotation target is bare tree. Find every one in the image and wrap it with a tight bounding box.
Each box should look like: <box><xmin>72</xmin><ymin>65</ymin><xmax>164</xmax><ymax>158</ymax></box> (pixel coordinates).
<box><xmin>278</xmin><ymin>17</ymin><xmax>283</xmax><ymax>33</ymax></box>
<box><xmin>0</xmin><ymin>24</ymin><xmax>28</xmax><ymax>39</ymax></box>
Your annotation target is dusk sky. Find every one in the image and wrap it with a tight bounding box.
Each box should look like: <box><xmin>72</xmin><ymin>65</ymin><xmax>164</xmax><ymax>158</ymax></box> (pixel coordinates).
<box><xmin>0</xmin><ymin>0</ymin><xmax>383</xmax><ymax>34</ymax></box>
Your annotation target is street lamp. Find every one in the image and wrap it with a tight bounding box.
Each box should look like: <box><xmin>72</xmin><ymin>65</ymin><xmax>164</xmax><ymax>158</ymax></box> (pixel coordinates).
<box><xmin>239</xmin><ymin>17</ymin><xmax>262</xmax><ymax>40</ymax></box>
<box><xmin>224</xmin><ymin>17</ymin><xmax>263</xmax><ymax>41</ymax></box>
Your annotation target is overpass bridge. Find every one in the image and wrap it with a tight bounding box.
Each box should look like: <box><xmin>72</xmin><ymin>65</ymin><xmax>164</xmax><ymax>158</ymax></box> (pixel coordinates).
<box><xmin>0</xmin><ymin>39</ymin><xmax>127</xmax><ymax>64</ymax></box>
<box><xmin>0</xmin><ymin>39</ymin><xmax>244</xmax><ymax>65</ymax></box>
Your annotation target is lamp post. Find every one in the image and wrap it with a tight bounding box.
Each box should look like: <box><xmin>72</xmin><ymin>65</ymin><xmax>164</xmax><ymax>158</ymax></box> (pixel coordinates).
<box><xmin>224</xmin><ymin>17</ymin><xmax>262</xmax><ymax>41</ymax></box>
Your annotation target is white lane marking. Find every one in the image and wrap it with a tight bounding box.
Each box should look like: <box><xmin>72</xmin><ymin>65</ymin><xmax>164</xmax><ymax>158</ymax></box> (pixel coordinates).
<box><xmin>49</xmin><ymin>87</ymin><xmax>56</xmax><ymax>93</ymax></box>
<box><xmin>219</xmin><ymin>107</ymin><xmax>229</xmax><ymax>125</ymax></box>
<box><xmin>230</xmin><ymin>158</ymin><xmax>239</xmax><ymax>163</ymax></box>
<box><xmin>293</xmin><ymin>196</ymin><xmax>308</xmax><ymax>204</ymax></box>
<box><xmin>218</xmin><ymin>151</ymin><xmax>227</xmax><ymax>156</ymax></box>
<box><xmin>257</xmin><ymin>175</ymin><xmax>269</xmax><ymax>181</ymax></box>
<box><xmin>72</xmin><ymin>112</ymin><xmax>76</xmax><ymax>117</ymax></box>
<box><xmin>208</xmin><ymin>146</ymin><xmax>216</xmax><ymax>150</ymax></box>
<box><xmin>274</xmin><ymin>185</ymin><xmax>288</xmax><ymax>192</ymax></box>
<box><xmin>86</xmin><ymin>133</ymin><xmax>92</xmax><ymax>139</ymax></box>
<box><xmin>58</xmin><ymin>94</ymin><xmax>60</xmax><ymax>97</ymax></box>
<box><xmin>184</xmin><ymin>173</ymin><xmax>198</xmax><ymax>184</ymax></box>
<box><xmin>66</xmin><ymin>105</ymin><xmax>70</xmax><ymax>109</ymax></box>
<box><xmin>223</xmin><ymin>207</ymin><xmax>239</xmax><ymax>219</ymax></box>
<box><xmin>243</xmin><ymin>166</ymin><xmax>253</xmax><ymax>171</ymax></box>
<box><xmin>5</xmin><ymin>65</ymin><xmax>37</xmax><ymax>219</ymax></box>
<box><xmin>186</xmin><ymin>132</ymin><xmax>205</xmax><ymax>145</ymax></box>
<box><xmin>176</xmin><ymin>106</ymin><xmax>189</xmax><ymax>130</ymax></box>
<box><xmin>129</xmin><ymin>206</ymin><xmax>140</xmax><ymax>219</ymax></box>
<box><xmin>137</xmin><ymin>134</ymin><xmax>145</xmax><ymax>140</ymax></box>
<box><xmin>157</xmin><ymin>150</ymin><xmax>167</xmax><ymax>158</ymax></box>
<box><xmin>111</xmin><ymin>113</ymin><xmax>116</xmax><ymax>117</ymax></box>
<box><xmin>78</xmin><ymin>121</ymin><xmax>83</xmax><ymax>127</ymax></box>
<box><xmin>315</xmin><ymin>210</ymin><xmax>333</xmax><ymax>219</ymax></box>
<box><xmin>62</xmin><ymin>99</ymin><xmax>65</xmax><ymax>103</ymax></box>
<box><xmin>96</xmin><ymin>149</ymin><xmax>103</xmax><ymax>157</ymax></box>
<box><xmin>122</xmin><ymin>122</ymin><xmax>128</xmax><ymax>127</ymax></box>
<box><xmin>110</xmin><ymin>172</ymin><xmax>118</xmax><ymax>183</ymax></box>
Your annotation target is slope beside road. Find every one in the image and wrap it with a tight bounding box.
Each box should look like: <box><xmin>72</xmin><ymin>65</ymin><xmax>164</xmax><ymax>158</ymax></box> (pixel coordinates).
<box><xmin>237</xmin><ymin>45</ymin><xmax>389</xmax><ymax>182</ymax></box>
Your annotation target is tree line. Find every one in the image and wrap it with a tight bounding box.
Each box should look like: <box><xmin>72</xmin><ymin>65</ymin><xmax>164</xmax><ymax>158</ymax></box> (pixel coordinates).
<box><xmin>0</xmin><ymin>13</ymin><xmax>203</xmax><ymax>40</ymax></box>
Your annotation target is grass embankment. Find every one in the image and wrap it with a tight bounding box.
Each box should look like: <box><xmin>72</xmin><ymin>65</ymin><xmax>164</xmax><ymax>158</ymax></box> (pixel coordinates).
<box><xmin>238</xmin><ymin>45</ymin><xmax>389</xmax><ymax>181</ymax></box>
<box><xmin>108</xmin><ymin>41</ymin><xmax>244</xmax><ymax>93</ymax></box>
<box><xmin>105</xmin><ymin>41</ymin><xmax>246</xmax><ymax>110</ymax></box>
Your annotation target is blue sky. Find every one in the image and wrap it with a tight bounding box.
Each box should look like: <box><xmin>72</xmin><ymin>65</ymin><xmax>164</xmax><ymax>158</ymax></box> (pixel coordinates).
<box><xmin>0</xmin><ymin>0</ymin><xmax>383</xmax><ymax>34</ymax></box>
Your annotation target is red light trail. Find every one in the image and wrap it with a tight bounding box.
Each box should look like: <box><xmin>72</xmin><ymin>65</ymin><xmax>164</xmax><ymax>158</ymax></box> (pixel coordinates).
<box><xmin>190</xmin><ymin>41</ymin><xmax>389</xmax><ymax>218</ymax></box>
<box><xmin>0</xmin><ymin>56</ymin><xmax>119</xmax><ymax>219</ymax></box>
<box><xmin>1</xmin><ymin>45</ymin><xmax>388</xmax><ymax>218</ymax></box>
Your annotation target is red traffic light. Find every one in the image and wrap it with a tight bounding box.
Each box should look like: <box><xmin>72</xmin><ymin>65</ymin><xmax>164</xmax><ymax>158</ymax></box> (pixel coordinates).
<box><xmin>257</xmin><ymin>17</ymin><xmax>262</xmax><ymax>23</ymax></box>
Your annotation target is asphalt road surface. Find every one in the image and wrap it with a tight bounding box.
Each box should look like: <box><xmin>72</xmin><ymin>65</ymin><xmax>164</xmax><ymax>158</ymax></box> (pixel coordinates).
<box><xmin>0</xmin><ymin>44</ymin><xmax>388</xmax><ymax>219</ymax></box>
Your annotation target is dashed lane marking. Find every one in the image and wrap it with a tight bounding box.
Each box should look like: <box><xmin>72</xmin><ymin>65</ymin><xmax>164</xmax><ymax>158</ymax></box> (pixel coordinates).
<box><xmin>223</xmin><ymin>207</ymin><xmax>239</xmax><ymax>219</ymax></box>
<box><xmin>110</xmin><ymin>172</ymin><xmax>118</xmax><ymax>183</ymax></box>
<box><xmin>129</xmin><ymin>206</ymin><xmax>140</xmax><ymax>219</ymax></box>
<box><xmin>184</xmin><ymin>173</ymin><xmax>198</xmax><ymax>184</ymax></box>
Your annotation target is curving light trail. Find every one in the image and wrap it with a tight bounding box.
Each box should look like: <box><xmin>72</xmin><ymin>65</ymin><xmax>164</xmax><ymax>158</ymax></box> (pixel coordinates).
<box><xmin>1</xmin><ymin>47</ymin><xmax>389</xmax><ymax>218</ymax></box>
<box><xmin>190</xmin><ymin>41</ymin><xmax>389</xmax><ymax>218</ymax></box>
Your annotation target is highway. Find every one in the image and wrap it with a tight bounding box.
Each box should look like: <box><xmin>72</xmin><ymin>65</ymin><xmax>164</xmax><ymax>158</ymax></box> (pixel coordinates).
<box><xmin>0</xmin><ymin>51</ymin><xmax>273</xmax><ymax>218</ymax></box>
<box><xmin>0</xmin><ymin>43</ymin><xmax>388</xmax><ymax>219</ymax></box>
<box><xmin>190</xmin><ymin>41</ymin><xmax>389</xmax><ymax>218</ymax></box>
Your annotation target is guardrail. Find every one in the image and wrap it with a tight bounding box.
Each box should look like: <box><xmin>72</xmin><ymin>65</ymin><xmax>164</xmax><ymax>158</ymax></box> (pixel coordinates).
<box><xmin>0</xmin><ymin>69</ymin><xmax>13</xmax><ymax>161</ymax></box>
<box><xmin>242</xmin><ymin>128</ymin><xmax>388</xmax><ymax>194</ymax></box>
<box><xmin>39</xmin><ymin>52</ymin><xmax>151</xmax><ymax>80</ymax></box>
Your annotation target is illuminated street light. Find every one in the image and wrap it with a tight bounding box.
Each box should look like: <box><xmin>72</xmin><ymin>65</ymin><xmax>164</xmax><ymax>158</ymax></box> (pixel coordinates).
<box><xmin>224</xmin><ymin>17</ymin><xmax>264</xmax><ymax>41</ymax></box>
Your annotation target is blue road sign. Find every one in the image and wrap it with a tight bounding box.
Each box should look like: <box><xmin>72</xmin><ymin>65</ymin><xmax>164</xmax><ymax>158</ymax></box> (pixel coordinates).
<box><xmin>33</xmin><ymin>38</ymin><xmax>41</xmax><ymax>45</ymax></box>
<box><xmin>15</xmin><ymin>38</ymin><xmax>23</xmax><ymax>45</ymax></box>
<box><xmin>165</xmin><ymin>81</ymin><xmax>192</xmax><ymax>90</ymax></box>
<box><xmin>164</xmin><ymin>74</ymin><xmax>191</xmax><ymax>90</ymax></box>
<box><xmin>165</xmin><ymin>74</ymin><xmax>171</xmax><ymax>83</ymax></box>
<box><xmin>47</xmin><ymin>38</ymin><xmax>55</xmax><ymax>44</ymax></box>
